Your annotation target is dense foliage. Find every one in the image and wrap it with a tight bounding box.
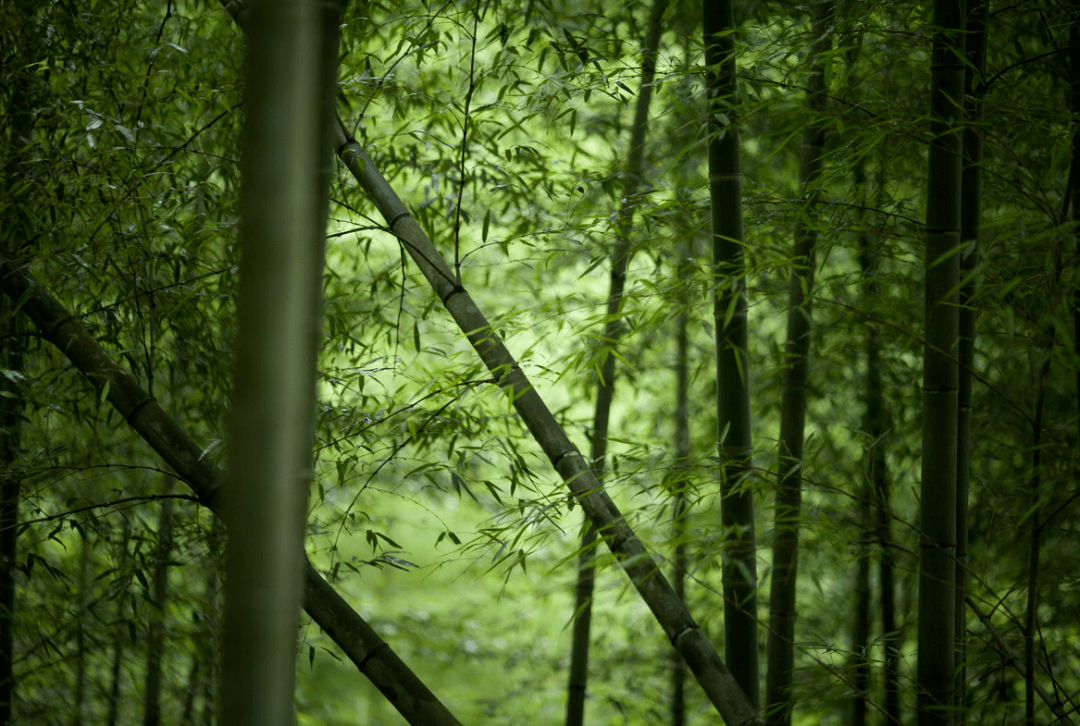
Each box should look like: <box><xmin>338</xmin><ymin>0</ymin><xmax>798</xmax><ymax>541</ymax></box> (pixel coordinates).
<box><xmin>1</xmin><ymin>0</ymin><xmax>1078</xmax><ymax>724</ymax></box>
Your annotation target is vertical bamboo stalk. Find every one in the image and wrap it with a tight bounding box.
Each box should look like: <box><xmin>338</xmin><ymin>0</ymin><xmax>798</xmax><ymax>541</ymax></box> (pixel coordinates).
<box><xmin>671</xmin><ymin>241</ymin><xmax>694</xmax><ymax>726</ymax></box>
<box><xmin>764</xmin><ymin>4</ymin><xmax>833</xmax><ymax>723</ymax></box>
<box><xmin>703</xmin><ymin>0</ymin><xmax>760</xmax><ymax>710</ymax></box>
<box><xmin>565</xmin><ymin>3</ymin><xmax>669</xmax><ymax>722</ymax></box>
<box><xmin>220</xmin><ymin>1</ymin><xmax>339</xmax><ymax>724</ymax></box>
<box><xmin>917</xmin><ymin>1</ymin><xmax>964</xmax><ymax>724</ymax></box>
<box><xmin>955</xmin><ymin>1</ymin><xmax>987</xmax><ymax>721</ymax></box>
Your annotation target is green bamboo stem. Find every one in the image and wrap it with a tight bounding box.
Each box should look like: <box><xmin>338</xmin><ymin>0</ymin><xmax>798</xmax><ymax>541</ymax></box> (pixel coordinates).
<box><xmin>917</xmin><ymin>1</ymin><xmax>964</xmax><ymax>723</ymax></box>
<box><xmin>955</xmin><ymin>1</ymin><xmax>987</xmax><ymax>720</ymax></box>
<box><xmin>565</xmin><ymin>2</ymin><xmax>669</xmax><ymax>723</ymax></box>
<box><xmin>764</xmin><ymin>4</ymin><xmax>833</xmax><ymax>723</ymax></box>
<box><xmin>703</xmin><ymin>0</ymin><xmax>760</xmax><ymax>710</ymax></box>
<box><xmin>0</xmin><ymin>256</ymin><xmax>467</xmax><ymax>726</ymax></box>
<box><xmin>334</xmin><ymin>126</ymin><xmax>761</xmax><ymax>726</ymax></box>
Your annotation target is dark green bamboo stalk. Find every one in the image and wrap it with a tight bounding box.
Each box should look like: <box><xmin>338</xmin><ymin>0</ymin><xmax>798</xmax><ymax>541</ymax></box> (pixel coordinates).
<box><xmin>1025</xmin><ymin>355</ymin><xmax>1050</xmax><ymax>726</ymax></box>
<box><xmin>878</xmin><ymin>453</ymin><xmax>899</xmax><ymax>726</ymax></box>
<box><xmin>955</xmin><ymin>2</ymin><xmax>987</xmax><ymax>721</ymax></box>
<box><xmin>764</xmin><ymin>4</ymin><xmax>832</xmax><ymax>724</ymax></box>
<box><xmin>703</xmin><ymin>0</ymin><xmax>760</xmax><ymax>710</ymax></box>
<box><xmin>917</xmin><ymin>1</ymin><xmax>965</xmax><ymax>724</ymax></box>
<box><xmin>106</xmin><ymin>517</ymin><xmax>131</xmax><ymax>726</ymax></box>
<box><xmin>671</xmin><ymin>242</ymin><xmax>694</xmax><ymax>726</ymax></box>
<box><xmin>852</xmin><ymin>161</ymin><xmax>875</xmax><ymax>726</ymax></box>
<box><xmin>0</xmin><ymin>307</ymin><xmax>20</xmax><ymax>726</ymax></box>
<box><xmin>1071</xmin><ymin>0</ymin><xmax>1080</xmax><ymax>615</ymax></box>
<box><xmin>0</xmin><ymin>200</ymin><xmax>22</xmax><ymax>726</ymax></box>
<box><xmin>858</xmin><ymin>156</ymin><xmax>900</xmax><ymax>726</ymax></box>
<box><xmin>143</xmin><ymin>483</ymin><xmax>173</xmax><ymax>726</ymax></box>
<box><xmin>565</xmin><ymin>3</ymin><xmax>669</xmax><ymax>723</ymax></box>
<box><xmin>851</xmin><ymin>521</ymin><xmax>871</xmax><ymax>726</ymax></box>
<box><xmin>73</xmin><ymin>537</ymin><xmax>90</xmax><ymax>726</ymax></box>
<box><xmin>0</xmin><ymin>3</ymin><xmax>41</xmax><ymax>719</ymax></box>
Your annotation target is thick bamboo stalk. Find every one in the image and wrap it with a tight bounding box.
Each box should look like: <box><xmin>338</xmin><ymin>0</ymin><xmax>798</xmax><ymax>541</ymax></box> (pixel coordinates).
<box><xmin>703</xmin><ymin>0</ymin><xmax>760</xmax><ymax>709</ymax></box>
<box><xmin>917</xmin><ymin>0</ymin><xmax>964</xmax><ymax>723</ymax></box>
<box><xmin>221</xmin><ymin>0</ymin><xmax>329</xmax><ymax>721</ymax></box>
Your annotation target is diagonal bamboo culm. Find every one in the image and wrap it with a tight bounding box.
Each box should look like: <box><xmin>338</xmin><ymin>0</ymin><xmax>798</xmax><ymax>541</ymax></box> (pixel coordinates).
<box><xmin>0</xmin><ymin>256</ymin><xmax>466</xmax><ymax>726</ymax></box>
<box><xmin>334</xmin><ymin>123</ymin><xmax>761</xmax><ymax>726</ymax></box>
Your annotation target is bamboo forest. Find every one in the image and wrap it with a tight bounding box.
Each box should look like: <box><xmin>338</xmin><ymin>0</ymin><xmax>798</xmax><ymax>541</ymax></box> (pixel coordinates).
<box><xmin>2</xmin><ymin>0</ymin><xmax>1078</xmax><ymax>724</ymax></box>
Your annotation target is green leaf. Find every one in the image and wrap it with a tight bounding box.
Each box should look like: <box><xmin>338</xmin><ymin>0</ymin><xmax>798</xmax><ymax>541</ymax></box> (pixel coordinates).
<box><xmin>199</xmin><ymin>439</ymin><xmax>222</xmax><ymax>461</ymax></box>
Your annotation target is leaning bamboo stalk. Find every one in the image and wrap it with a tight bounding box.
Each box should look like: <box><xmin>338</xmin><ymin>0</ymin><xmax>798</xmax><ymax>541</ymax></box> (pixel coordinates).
<box><xmin>335</xmin><ymin>126</ymin><xmax>760</xmax><ymax>726</ymax></box>
<box><xmin>0</xmin><ymin>255</ymin><xmax>466</xmax><ymax>726</ymax></box>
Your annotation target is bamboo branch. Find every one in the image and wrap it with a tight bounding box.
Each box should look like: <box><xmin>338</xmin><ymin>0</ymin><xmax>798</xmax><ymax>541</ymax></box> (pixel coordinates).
<box><xmin>967</xmin><ymin>596</ymin><xmax>1076</xmax><ymax>726</ymax></box>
